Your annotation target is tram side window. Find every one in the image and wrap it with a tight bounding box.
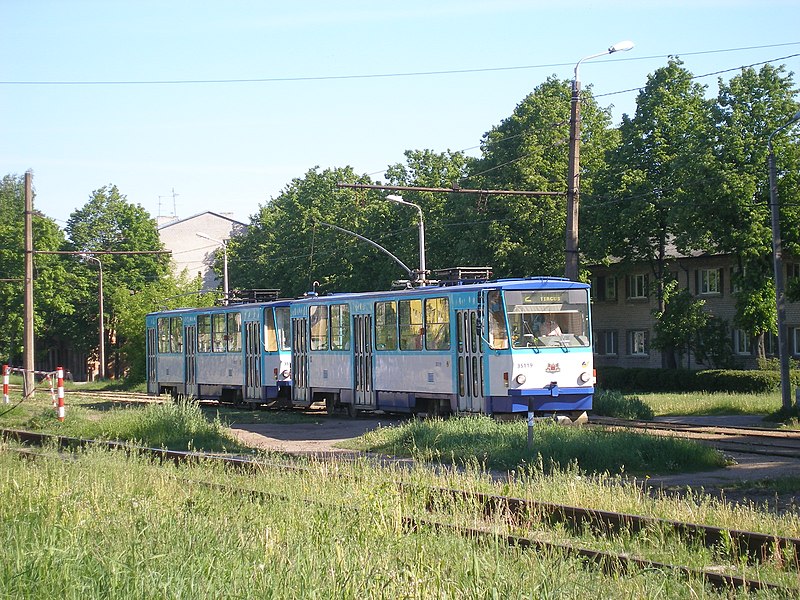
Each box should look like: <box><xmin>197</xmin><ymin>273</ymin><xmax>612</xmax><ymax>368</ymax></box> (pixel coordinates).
<box><xmin>157</xmin><ymin>318</ymin><xmax>170</xmax><ymax>353</ymax></box>
<box><xmin>227</xmin><ymin>313</ymin><xmax>242</xmax><ymax>352</ymax></box>
<box><xmin>330</xmin><ymin>304</ymin><xmax>351</xmax><ymax>350</ymax></box>
<box><xmin>374</xmin><ymin>301</ymin><xmax>398</xmax><ymax>350</ymax></box>
<box><xmin>487</xmin><ymin>290</ymin><xmax>509</xmax><ymax>350</ymax></box>
<box><xmin>264</xmin><ymin>309</ymin><xmax>278</xmax><ymax>352</ymax></box>
<box><xmin>399</xmin><ymin>299</ymin><xmax>423</xmax><ymax>351</ymax></box>
<box><xmin>425</xmin><ymin>297</ymin><xmax>450</xmax><ymax>350</ymax></box>
<box><xmin>275</xmin><ymin>307</ymin><xmax>291</xmax><ymax>350</ymax></box>
<box><xmin>197</xmin><ymin>315</ymin><xmax>211</xmax><ymax>352</ymax></box>
<box><xmin>157</xmin><ymin>317</ymin><xmax>182</xmax><ymax>353</ymax></box>
<box><xmin>310</xmin><ymin>305</ymin><xmax>329</xmax><ymax>351</ymax></box>
<box><xmin>212</xmin><ymin>314</ymin><xmax>227</xmax><ymax>352</ymax></box>
<box><xmin>170</xmin><ymin>317</ymin><xmax>183</xmax><ymax>353</ymax></box>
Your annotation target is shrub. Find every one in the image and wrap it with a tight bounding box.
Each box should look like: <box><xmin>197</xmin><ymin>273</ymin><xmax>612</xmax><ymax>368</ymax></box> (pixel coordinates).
<box><xmin>596</xmin><ymin>367</ymin><xmax>800</xmax><ymax>394</ymax></box>
<box><xmin>592</xmin><ymin>389</ymin><xmax>655</xmax><ymax>420</ymax></box>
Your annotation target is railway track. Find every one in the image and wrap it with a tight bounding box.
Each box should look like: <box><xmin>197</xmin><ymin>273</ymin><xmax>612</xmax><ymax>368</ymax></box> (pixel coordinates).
<box><xmin>591</xmin><ymin>416</ymin><xmax>800</xmax><ymax>459</ymax></box>
<box><xmin>1</xmin><ymin>427</ymin><xmax>796</xmax><ymax>593</ymax></box>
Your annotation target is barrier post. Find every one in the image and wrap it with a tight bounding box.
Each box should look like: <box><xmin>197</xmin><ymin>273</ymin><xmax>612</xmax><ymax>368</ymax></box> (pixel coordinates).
<box><xmin>57</xmin><ymin>367</ymin><xmax>65</xmax><ymax>422</ymax></box>
<box><xmin>2</xmin><ymin>365</ymin><xmax>8</xmax><ymax>404</ymax></box>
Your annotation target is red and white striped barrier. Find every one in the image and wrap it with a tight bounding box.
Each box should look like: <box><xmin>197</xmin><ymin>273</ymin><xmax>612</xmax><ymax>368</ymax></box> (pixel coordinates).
<box><xmin>2</xmin><ymin>365</ymin><xmax>8</xmax><ymax>404</ymax></box>
<box><xmin>57</xmin><ymin>367</ymin><xmax>65</xmax><ymax>422</ymax></box>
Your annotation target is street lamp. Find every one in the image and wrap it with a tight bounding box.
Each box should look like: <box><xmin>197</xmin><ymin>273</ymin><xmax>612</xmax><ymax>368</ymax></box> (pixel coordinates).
<box><xmin>82</xmin><ymin>254</ymin><xmax>105</xmax><ymax>380</ymax></box>
<box><xmin>565</xmin><ymin>40</ymin><xmax>635</xmax><ymax>281</ymax></box>
<box><xmin>767</xmin><ymin>110</ymin><xmax>800</xmax><ymax>411</ymax></box>
<box><xmin>197</xmin><ymin>232</ymin><xmax>229</xmax><ymax>305</ymax></box>
<box><xmin>386</xmin><ymin>194</ymin><xmax>427</xmax><ymax>284</ymax></box>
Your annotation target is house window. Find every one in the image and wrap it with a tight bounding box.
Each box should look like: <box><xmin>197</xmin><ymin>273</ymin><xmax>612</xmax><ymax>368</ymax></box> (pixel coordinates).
<box><xmin>591</xmin><ymin>276</ymin><xmax>617</xmax><ymax>302</ymax></box>
<box><xmin>699</xmin><ymin>268</ymin><xmax>721</xmax><ymax>295</ymax></box>
<box><xmin>793</xmin><ymin>327</ymin><xmax>800</xmax><ymax>356</ymax></box>
<box><xmin>730</xmin><ymin>266</ymin><xmax>742</xmax><ymax>294</ymax></box>
<box><xmin>627</xmin><ymin>274</ymin><xmax>648</xmax><ymax>300</ymax></box>
<box><xmin>765</xmin><ymin>331</ymin><xmax>778</xmax><ymax>357</ymax></box>
<box><xmin>594</xmin><ymin>330</ymin><xmax>618</xmax><ymax>356</ymax></box>
<box><xmin>733</xmin><ymin>329</ymin><xmax>751</xmax><ymax>355</ymax></box>
<box><xmin>788</xmin><ymin>263</ymin><xmax>800</xmax><ymax>281</ymax></box>
<box><xmin>627</xmin><ymin>330</ymin><xmax>648</xmax><ymax>356</ymax></box>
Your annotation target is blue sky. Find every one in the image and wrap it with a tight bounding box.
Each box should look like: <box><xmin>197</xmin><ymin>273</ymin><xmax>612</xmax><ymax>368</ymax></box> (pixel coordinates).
<box><xmin>2</xmin><ymin>1</ymin><xmax>798</xmax><ymax>227</ymax></box>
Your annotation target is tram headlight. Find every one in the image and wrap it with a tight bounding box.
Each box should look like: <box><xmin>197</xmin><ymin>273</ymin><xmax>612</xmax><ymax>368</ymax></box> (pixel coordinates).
<box><xmin>579</xmin><ymin>371</ymin><xmax>591</xmax><ymax>384</ymax></box>
<box><xmin>515</xmin><ymin>374</ymin><xmax>527</xmax><ymax>385</ymax></box>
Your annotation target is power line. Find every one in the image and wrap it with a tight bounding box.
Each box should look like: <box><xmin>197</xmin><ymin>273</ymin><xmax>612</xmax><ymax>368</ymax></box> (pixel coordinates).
<box><xmin>2</xmin><ymin>42</ymin><xmax>798</xmax><ymax>86</ymax></box>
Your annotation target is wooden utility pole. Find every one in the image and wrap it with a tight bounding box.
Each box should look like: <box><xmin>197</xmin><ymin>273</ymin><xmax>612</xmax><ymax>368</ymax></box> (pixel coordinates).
<box><xmin>23</xmin><ymin>171</ymin><xmax>35</xmax><ymax>397</ymax></box>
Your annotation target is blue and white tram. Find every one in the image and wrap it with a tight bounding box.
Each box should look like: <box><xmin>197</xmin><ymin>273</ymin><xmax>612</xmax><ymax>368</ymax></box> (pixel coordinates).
<box><xmin>146</xmin><ymin>300</ymin><xmax>292</xmax><ymax>406</ymax></box>
<box><xmin>290</xmin><ymin>277</ymin><xmax>594</xmax><ymax>417</ymax></box>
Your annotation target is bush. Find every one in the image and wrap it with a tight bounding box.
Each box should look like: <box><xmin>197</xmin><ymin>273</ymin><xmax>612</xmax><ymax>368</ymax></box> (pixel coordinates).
<box><xmin>592</xmin><ymin>389</ymin><xmax>655</xmax><ymax>420</ymax></box>
<box><xmin>597</xmin><ymin>367</ymin><xmax>800</xmax><ymax>394</ymax></box>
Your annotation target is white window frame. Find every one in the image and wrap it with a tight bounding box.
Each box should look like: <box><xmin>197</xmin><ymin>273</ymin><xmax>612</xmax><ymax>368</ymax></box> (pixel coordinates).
<box><xmin>628</xmin><ymin>330</ymin><xmax>648</xmax><ymax>356</ymax></box>
<box><xmin>699</xmin><ymin>268</ymin><xmax>721</xmax><ymax>295</ymax></box>
<box><xmin>788</xmin><ymin>263</ymin><xmax>800</xmax><ymax>280</ymax></box>
<box><xmin>733</xmin><ymin>329</ymin><xmax>751</xmax><ymax>355</ymax></box>
<box><xmin>628</xmin><ymin>274</ymin><xmax>648</xmax><ymax>300</ymax></box>
<box><xmin>793</xmin><ymin>327</ymin><xmax>800</xmax><ymax>356</ymax></box>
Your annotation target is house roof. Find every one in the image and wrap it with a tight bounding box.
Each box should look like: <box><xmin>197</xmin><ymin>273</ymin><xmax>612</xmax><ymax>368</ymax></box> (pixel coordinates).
<box><xmin>157</xmin><ymin>211</ymin><xmax>246</xmax><ymax>230</ymax></box>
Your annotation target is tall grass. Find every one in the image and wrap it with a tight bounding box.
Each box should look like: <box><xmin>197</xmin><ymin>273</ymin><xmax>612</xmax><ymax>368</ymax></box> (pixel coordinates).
<box><xmin>636</xmin><ymin>391</ymin><xmax>783</xmax><ymax>417</ymax></box>
<box><xmin>346</xmin><ymin>416</ymin><xmax>727</xmax><ymax>475</ymax></box>
<box><xmin>1</xmin><ymin>447</ymin><xmax>796</xmax><ymax>598</ymax></box>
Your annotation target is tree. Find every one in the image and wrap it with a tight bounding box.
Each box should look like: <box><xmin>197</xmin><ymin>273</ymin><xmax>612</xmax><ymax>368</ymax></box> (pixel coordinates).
<box><xmin>470</xmin><ymin>75</ymin><xmax>618</xmax><ymax>277</ymax></box>
<box><xmin>0</xmin><ymin>174</ymin><xmax>79</xmax><ymax>366</ymax></box>
<box><xmin>584</xmin><ymin>60</ymin><xmax>715</xmax><ymax>366</ymax></box>
<box><xmin>64</xmin><ymin>184</ymin><xmax>169</xmax><ymax>374</ymax></box>
<box><xmin>651</xmin><ymin>281</ymin><xmax>709</xmax><ymax>368</ymax></box>
<box><xmin>687</xmin><ymin>64</ymin><xmax>800</xmax><ymax>358</ymax></box>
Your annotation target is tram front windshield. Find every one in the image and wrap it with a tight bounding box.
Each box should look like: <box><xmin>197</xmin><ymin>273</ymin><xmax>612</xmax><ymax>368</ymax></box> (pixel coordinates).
<box><xmin>502</xmin><ymin>289</ymin><xmax>590</xmax><ymax>349</ymax></box>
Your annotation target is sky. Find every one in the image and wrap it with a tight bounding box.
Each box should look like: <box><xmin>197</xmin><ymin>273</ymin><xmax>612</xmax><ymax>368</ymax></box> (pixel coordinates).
<box><xmin>2</xmin><ymin>1</ymin><xmax>799</xmax><ymax>228</ymax></box>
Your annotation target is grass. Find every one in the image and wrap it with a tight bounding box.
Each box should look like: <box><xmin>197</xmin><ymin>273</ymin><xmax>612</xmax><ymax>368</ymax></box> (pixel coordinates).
<box><xmin>1</xmin><ymin>446</ymin><xmax>797</xmax><ymax>598</ymax></box>
<box><xmin>343</xmin><ymin>416</ymin><xmax>728</xmax><ymax>475</ymax></box>
<box><xmin>630</xmin><ymin>390</ymin><xmax>784</xmax><ymax>417</ymax></box>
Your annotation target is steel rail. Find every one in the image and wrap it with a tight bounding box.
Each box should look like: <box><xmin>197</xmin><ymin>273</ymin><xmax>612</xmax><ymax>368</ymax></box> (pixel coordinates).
<box><xmin>403</xmin><ymin>517</ymin><xmax>790</xmax><ymax>593</ymax></box>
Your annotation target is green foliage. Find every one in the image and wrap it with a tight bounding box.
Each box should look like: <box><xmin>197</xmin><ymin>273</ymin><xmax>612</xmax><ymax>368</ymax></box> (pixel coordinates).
<box><xmin>592</xmin><ymin>389</ymin><xmax>655</xmax><ymax>420</ymax></box>
<box><xmin>652</xmin><ymin>281</ymin><xmax>709</xmax><ymax>367</ymax></box>
<box><xmin>469</xmin><ymin>76</ymin><xmax>617</xmax><ymax>276</ymax></box>
<box><xmin>63</xmin><ymin>184</ymin><xmax>170</xmax><ymax>366</ymax></box>
<box><xmin>0</xmin><ymin>174</ymin><xmax>80</xmax><ymax>365</ymax></box>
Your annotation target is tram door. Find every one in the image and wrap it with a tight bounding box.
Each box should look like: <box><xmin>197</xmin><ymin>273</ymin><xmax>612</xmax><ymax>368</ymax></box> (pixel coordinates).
<box><xmin>183</xmin><ymin>324</ymin><xmax>197</xmax><ymax>398</ymax></box>
<box><xmin>291</xmin><ymin>317</ymin><xmax>310</xmax><ymax>405</ymax></box>
<box><xmin>353</xmin><ymin>314</ymin><xmax>375</xmax><ymax>409</ymax></box>
<box><xmin>244</xmin><ymin>321</ymin><xmax>261</xmax><ymax>401</ymax></box>
<box><xmin>147</xmin><ymin>327</ymin><xmax>158</xmax><ymax>395</ymax></box>
<box><xmin>456</xmin><ymin>309</ymin><xmax>484</xmax><ymax>413</ymax></box>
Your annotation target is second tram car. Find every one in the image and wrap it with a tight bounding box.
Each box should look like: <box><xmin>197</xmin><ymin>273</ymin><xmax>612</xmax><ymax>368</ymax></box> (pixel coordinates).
<box><xmin>146</xmin><ymin>300</ymin><xmax>292</xmax><ymax>406</ymax></box>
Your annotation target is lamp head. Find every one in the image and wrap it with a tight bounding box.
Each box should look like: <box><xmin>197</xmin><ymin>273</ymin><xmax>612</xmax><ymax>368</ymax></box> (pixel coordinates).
<box><xmin>386</xmin><ymin>194</ymin><xmax>403</xmax><ymax>203</ymax></box>
<box><xmin>609</xmin><ymin>40</ymin><xmax>635</xmax><ymax>53</ymax></box>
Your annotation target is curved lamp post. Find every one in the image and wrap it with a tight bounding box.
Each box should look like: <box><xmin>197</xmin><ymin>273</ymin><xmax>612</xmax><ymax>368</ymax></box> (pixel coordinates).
<box><xmin>565</xmin><ymin>40</ymin><xmax>634</xmax><ymax>280</ymax></box>
<box><xmin>386</xmin><ymin>194</ymin><xmax>427</xmax><ymax>284</ymax></box>
<box><xmin>82</xmin><ymin>254</ymin><xmax>105</xmax><ymax>380</ymax></box>
<box><xmin>197</xmin><ymin>232</ymin><xmax>229</xmax><ymax>305</ymax></box>
<box><xmin>767</xmin><ymin>110</ymin><xmax>800</xmax><ymax>410</ymax></box>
